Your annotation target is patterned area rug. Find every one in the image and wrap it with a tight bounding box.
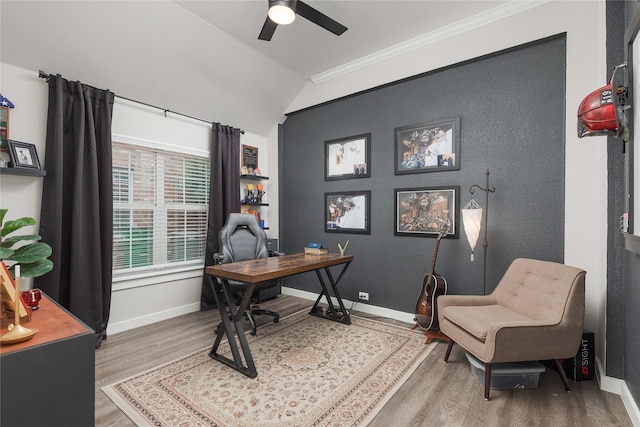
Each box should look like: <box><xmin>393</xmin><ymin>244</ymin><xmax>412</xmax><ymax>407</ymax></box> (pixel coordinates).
<box><xmin>103</xmin><ymin>309</ymin><xmax>436</xmax><ymax>426</ymax></box>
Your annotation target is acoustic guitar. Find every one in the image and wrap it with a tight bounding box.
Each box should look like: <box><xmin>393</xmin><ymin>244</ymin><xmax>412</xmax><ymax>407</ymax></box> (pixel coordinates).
<box><xmin>414</xmin><ymin>225</ymin><xmax>448</xmax><ymax>331</ymax></box>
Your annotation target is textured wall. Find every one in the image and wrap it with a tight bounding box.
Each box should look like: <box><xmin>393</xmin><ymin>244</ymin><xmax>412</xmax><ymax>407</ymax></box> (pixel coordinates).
<box><xmin>279</xmin><ymin>36</ymin><xmax>566</xmax><ymax>314</ymax></box>
<box><xmin>622</xmin><ymin>0</ymin><xmax>640</xmax><ymax>404</ymax></box>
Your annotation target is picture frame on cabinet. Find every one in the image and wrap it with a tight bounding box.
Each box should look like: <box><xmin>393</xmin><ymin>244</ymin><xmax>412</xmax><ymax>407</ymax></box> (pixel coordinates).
<box><xmin>324</xmin><ymin>133</ymin><xmax>371</xmax><ymax>180</ymax></box>
<box><xmin>394</xmin><ymin>117</ymin><xmax>460</xmax><ymax>174</ymax></box>
<box><xmin>7</xmin><ymin>140</ymin><xmax>41</xmax><ymax>170</ymax></box>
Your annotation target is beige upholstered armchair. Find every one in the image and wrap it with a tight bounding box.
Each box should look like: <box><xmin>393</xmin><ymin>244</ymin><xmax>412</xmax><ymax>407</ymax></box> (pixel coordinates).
<box><xmin>437</xmin><ymin>258</ymin><xmax>586</xmax><ymax>400</ymax></box>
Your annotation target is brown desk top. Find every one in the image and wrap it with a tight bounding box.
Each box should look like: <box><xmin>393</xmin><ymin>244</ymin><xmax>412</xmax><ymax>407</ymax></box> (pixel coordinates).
<box><xmin>0</xmin><ymin>294</ymin><xmax>92</xmax><ymax>355</ymax></box>
<box><xmin>205</xmin><ymin>252</ymin><xmax>353</xmax><ymax>283</ymax></box>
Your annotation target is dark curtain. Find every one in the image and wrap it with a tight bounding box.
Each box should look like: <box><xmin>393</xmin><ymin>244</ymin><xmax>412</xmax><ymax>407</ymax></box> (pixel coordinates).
<box><xmin>35</xmin><ymin>74</ymin><xmax>114</xmax><ymax>348</ymax></box>
<box><xmin>200</xmin><ymin>123</ymin><xmax>241</xmax><ymax>310</ymax></box>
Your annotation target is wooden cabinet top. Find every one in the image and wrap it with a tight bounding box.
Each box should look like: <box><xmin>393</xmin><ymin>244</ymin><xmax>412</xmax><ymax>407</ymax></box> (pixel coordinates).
<box><xmin>1</xmin><ymin>294</ymin><xmax>92</xmax><ymax>355</ymax></box>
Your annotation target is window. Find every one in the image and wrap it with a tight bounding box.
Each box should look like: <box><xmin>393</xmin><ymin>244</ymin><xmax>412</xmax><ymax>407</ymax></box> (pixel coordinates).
<box><xmin>112</xmin><ymin>140</ymin><xmax>210</xmax><ymax>275</ymax></box>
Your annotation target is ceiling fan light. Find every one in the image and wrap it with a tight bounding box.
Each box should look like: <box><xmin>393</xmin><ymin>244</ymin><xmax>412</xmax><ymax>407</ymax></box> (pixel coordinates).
<box><xmin>268</xmin><ymin>3</ymin><xmax>296</xmax><ymax>25</ymax></box>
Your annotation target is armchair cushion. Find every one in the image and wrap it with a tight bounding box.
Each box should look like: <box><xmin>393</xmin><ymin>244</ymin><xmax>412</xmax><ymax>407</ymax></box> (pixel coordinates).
<box><xmin>443</xmin><ymin>305</ymin><xmax>535</xmax><ymax>341</ymax></box>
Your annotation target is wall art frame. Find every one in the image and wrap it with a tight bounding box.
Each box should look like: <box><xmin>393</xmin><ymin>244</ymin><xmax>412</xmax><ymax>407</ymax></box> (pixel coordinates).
<box><xmin>8</xmin><ymin>140</ymin><xmax>41</xmax><ymax>170</ymax></box>
<box><xmin>242</xmin><ymin>144</ymin><xmax>258</xmax><ymax>171</ymax></box>
<box><xmin>324</xmin><ymin>133</ymin><xmax>371</xmax><ymax>180</ymax></box>
<box><xmin>394</xmin><ymin>117</ymin><xmax>460</xmax><ymax>175</ymax></box>
<box><xmin>394</xmin><ymin>186</ymin><xmax>460</xmax><ymax>238</ymax></box>
<box><xmin>325</xmin><ymin>190</ymin><xmax>371</xmax><ymax>234</ymax></box>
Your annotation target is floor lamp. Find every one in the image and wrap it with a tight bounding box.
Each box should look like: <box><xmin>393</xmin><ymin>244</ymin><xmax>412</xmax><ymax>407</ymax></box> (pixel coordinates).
<box><xmin>461</xmin><ymin>169</ymin><xmax>495</xmax><ymax>295</ymax></box>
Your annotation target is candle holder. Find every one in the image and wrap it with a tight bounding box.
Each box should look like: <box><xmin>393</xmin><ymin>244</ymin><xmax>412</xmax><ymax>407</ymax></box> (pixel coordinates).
<box><xmin>1</xmin><ymin>268</ymin><xmax>38</xmax><ymax>345</ymax></box>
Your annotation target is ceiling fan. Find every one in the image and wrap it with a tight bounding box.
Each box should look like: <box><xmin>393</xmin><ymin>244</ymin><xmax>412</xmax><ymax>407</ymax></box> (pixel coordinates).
<box><xmin>258</xmin><ymin>0</ymin><xmax>348</xmax><ymax>41</ymax></box>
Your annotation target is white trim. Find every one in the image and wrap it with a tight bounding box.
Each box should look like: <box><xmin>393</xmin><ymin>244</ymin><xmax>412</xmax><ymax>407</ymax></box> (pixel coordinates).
<box><xmin>310</xmin><ymin>0</ymin><xmax>551</xmax><ymax>84</ymax></box>
<box><xmin>622</xmin><ymin>381</ymin><xmax>640</xmax><ymax>427</ymax></box>
<box><xmin>596</xmin><ymin>357</ymin><xmax>640</xmax><ymax>426</ymax></box>
<box><xmin>281</xmin><ymin>286</ymin><xmax>415</xmax><ymax>324</ymax></box>
<box><xmin>107</xmin><ymin>301</ymin><xmax>201</xmax><ymax>335</ymax></box>
<box><xmin>112</xmin><ymin>266</ymin><xmax>204</xmax><ymax>291</ymax></box>
<box><xmin>112</xmin><ymin>133</ymin><xmax>209</xmax><ymax>158</ymax></box>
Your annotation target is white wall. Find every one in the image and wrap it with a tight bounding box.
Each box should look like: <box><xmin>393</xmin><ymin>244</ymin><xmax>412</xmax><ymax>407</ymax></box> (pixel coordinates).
<box><xmin>0</xmin><ymin>63</ymin><xmax>275</xmax><ymax>334</ymax></box>
<box><xmin>287</xmin><ymin>0</ymin><xmax>610</xmax><ymax>370</ymax></box>
<box><xmin>0</xmin><ymin>63</ymin><xmax>48</xmax><ymax>290</ymax></box>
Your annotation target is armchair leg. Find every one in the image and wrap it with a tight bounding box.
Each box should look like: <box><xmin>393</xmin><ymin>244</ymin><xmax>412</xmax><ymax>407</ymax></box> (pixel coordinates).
<box><xmin>554</xmin><ymin>359</ymin><xmax>572</xmax><ymax>392</ymax></box>
<box><xmin>484</xmin><ymin>363</ymin><xmax>492</xmax><ymax>400</ymax></box>
<box><xmin>444</xmin><ymin>339</ymin><xmax>455</xmax><ymax>362</ymax></box>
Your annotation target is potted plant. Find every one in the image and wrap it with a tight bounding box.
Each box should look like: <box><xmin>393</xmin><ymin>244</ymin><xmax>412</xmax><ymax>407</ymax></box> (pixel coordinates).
<box><xmin>0</xmin><ymin>209</ymin><xmax>53</xmax><ymax>278</ymax></box>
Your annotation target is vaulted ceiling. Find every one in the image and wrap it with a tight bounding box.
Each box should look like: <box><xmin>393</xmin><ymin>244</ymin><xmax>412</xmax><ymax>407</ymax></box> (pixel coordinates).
<box><xmin>1</xmin><ymin>1</ymin><xmax>519</xmax><ymax>135</ymax></box>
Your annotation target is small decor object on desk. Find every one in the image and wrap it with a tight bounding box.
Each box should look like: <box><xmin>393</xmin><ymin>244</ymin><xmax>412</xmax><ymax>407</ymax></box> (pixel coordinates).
<box><xmin>337</xmin><ymin>240</ymin><xmax>349</xmax><ymax>256</ymax></box>
<box><xmin>304</xmin><ymin>243</ymin><xmax>328</xmax><ymax>255</ymax></box>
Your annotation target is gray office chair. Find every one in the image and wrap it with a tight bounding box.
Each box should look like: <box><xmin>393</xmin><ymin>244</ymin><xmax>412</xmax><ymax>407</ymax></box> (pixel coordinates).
<box><xmin>213</xmin><ymin>213</ymin><xmax>281</xmax><ymax>335</ymax></box>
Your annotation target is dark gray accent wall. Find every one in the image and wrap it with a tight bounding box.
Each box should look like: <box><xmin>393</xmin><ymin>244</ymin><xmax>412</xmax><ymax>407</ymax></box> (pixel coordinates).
<box><xmin>279</xmin><ymin>36</ymin><xmax>566</xmax><ymax>315</ymax></box>
<box><xmin>606</xmin><ymin>0</ymin><xmax>626</xmax><ymax>381</ymax></box>
<box><xmin>621</xmin><ymin>0</ymin><xmax>640</xmax><ymax>407</ymax></box>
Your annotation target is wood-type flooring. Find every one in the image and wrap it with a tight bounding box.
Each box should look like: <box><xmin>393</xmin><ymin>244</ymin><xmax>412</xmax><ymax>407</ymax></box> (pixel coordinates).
<box><xmin>95</xmin><ymin>294</ymin><xmax>633</xmax><ymax>427</ymax></box>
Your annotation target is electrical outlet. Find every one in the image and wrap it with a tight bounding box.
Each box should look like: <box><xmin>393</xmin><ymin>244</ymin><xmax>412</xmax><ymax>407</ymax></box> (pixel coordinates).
<box><xmin>358</xmin><ymin>291</ymin><xmax>369</xmax><ymax>301</ymax></box>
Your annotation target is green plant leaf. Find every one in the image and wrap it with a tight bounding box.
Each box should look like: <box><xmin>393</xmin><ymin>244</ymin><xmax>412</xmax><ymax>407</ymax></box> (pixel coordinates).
<box><xmin>8</xmin><ymin>242</ymin><xmax>52</xmax><ymax>264</ymax></box>
<box><xmin>0</xmin><ymin>209</ymin><xmax>7</xmax><ymax>225</ymax></box>
<box><xmin>11</xmin><ymin>259</ymin><xmax>54</xmax><ymax>278</ymax></box>
<box><xmin>0</xmin><ymin>247</ymin><xmax>14</xmax><ymax>260</ymax></box>
<box><xmin>1</xmin><ymin>234</ymin><xmax>42</xmax><ymax>248</ymax></box>
<box><xmin>1</xmin><ymin>217</ymin><xmax>37</xmax><ymax>237</ymax></box>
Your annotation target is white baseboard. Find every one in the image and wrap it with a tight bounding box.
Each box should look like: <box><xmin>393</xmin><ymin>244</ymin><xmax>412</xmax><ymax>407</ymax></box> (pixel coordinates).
<box><xmin>281</xmin><ymin>286</ymin><xmax>416</xmax><ymax>324</ymax></box>
<box><xmin>107</xmin><ymin>302</ymin><xmax>201</xmax><ymax>335</ymax></box>
<box><xmin>597</xmin><ymin>357</ymin><xmax>640</xmax><ymax>426</ymax></box>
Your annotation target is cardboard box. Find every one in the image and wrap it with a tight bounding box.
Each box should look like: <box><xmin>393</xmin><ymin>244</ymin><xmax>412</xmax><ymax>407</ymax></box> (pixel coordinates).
<box><xmin>561</xmin><ymin>330</ymin><xmax>595</xmax><ymax>381</ymax></box>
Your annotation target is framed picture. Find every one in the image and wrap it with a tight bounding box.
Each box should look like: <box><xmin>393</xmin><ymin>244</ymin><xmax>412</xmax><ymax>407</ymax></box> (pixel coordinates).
<box><xmin>394</xmin><ymin>117</ymin><xmax>460</xmax><ymax>175</ymax></box>
<box><xmin>325</xmin><ymin>190</ymin><xmax>371</xmax><ymax>234</ymax></box>
<box><xmin>242</xmin><ymin>144</ymin><xmax>258</xmax><ymax>171</ymax></box>
<box><xmin>0</xmin><ymin>106</ymin><xmax>9</xmax><ymax>152</ymax></box>
<box><xmin>8</xmin><ymin>140</ymin><xmax>41</xmax><ymax>170</ymax></box>
<box><xmin>0</xmin><ymin>262</ymin><xmax>29</xmax><ymax>318</ymax></box>
<box><xmin>394</xmin><ymin>186</ymin><xmax>460</xmax><ymax>238</ymax></box>
<box><xmin>325</xmin><ymin>133</ymin><xmax>371</xmax><ymax>180</ymax></box>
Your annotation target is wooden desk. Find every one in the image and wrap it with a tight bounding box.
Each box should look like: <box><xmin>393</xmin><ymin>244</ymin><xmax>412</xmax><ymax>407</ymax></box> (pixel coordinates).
<box><xmin>0</xmin><ymin>294</ymin><xmax>95</xmax><ymax>426</ymax></box>
<box><xmin>205</xmin><ymin>252</ymin><xmax>353</xmax><ymax>378</ymax></box>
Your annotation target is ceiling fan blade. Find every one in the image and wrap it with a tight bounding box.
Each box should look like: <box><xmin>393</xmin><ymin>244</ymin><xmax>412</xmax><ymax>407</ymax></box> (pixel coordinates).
<box><xmin>295</xmin><ymin>1</ymin><xmax>347</xmax><ymax>36</ymax></box>
<box><xmin>258</xmin><ymin>17</ymin><xmax>278</xmax><ymax>41</ymax></box>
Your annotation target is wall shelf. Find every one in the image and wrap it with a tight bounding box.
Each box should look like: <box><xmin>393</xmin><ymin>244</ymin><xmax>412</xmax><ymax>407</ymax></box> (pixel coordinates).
<box><xmin>240</xmin><ymin>174</ymin><xmax>268</xmax><ymax>180</ymax></box>
<box><xmin>241</xmin><ymin>174</ymin><xmax>269</xmax><ymax>230</ymax></box>
<box><xmin>0</xmin><ymin>166</ymin><xmax>46</xmax><ymax>177</ymax></box>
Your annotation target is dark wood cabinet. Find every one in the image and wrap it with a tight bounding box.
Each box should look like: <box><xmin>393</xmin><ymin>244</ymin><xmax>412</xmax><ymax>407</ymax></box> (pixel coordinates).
<box><xmin>1</xmin><ymin>294</ymin><xmax>94</xmax><ymax>426</ymax></box>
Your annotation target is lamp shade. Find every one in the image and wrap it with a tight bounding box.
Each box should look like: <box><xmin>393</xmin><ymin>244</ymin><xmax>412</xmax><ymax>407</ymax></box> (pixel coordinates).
<box><xmin>461</xmin><ymin>199</ymin><xmax>482</xmax><ymax>261</ymax></box>
<box><xmin>269</xmin><ymin>1</ymin><xmax>296</xmax><ymax>25</ymax></box>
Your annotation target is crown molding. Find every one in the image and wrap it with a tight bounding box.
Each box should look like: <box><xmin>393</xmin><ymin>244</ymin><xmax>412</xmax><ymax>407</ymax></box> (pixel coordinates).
<box><xmin>310</xmin><ymin>0</ymin><xmax>551</xmax><ymax>85</ymax></box>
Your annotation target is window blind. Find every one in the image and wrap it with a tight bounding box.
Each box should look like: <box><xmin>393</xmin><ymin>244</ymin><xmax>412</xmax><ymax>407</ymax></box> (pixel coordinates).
<box><xmin>112</xmin><ymin>141</ymin><xmax>210</xmax><ymax>274</ymax></box>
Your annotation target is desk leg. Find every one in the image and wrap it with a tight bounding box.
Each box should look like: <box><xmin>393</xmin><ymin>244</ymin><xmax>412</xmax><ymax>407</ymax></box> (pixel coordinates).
<box><xmin>206</xmin><ymin>276</ymin><xmax>258</xmax><ymax>378</ymax></box>
<box><xmin>309</xmin><ymin>262</ymin><xmax>352</xmax><ymax>325</ymax></box>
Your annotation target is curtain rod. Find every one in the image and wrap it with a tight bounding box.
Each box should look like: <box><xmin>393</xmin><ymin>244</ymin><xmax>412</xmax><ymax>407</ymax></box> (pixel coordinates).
<box><xmin>38</xmin><ymin>70</ymin><xmax>244</xmax><ymax>134</ymax></box>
